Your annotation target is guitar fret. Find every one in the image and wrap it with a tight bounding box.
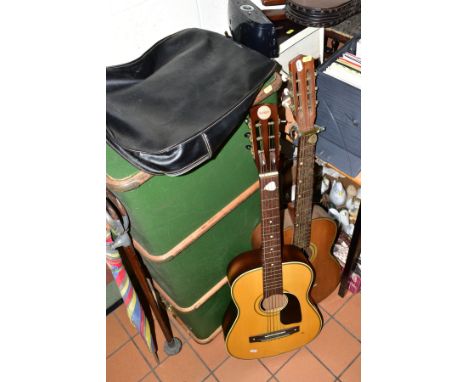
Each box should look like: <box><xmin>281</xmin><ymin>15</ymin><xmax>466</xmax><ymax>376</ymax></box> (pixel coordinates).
<box><xmin>264</xmin><ymin>274</ymin><xmax>282</xmax><ymax>280</ymax></box>
<box><xmin>258</xmin><ymin>169</ymin><xmax>284</xmax><ymax>293</ymax></box>
<box><xmin>261</xmin><ymin>243</ymin><xmax>281</xmax><ymax>248</ymax></box>
<box><xmin>263</xmin><ymin>276</ymin><xmax>283</xmax><ymax>280</ymax></box>
<box><xmin>263</xmin><ymin>283</ymin><xmax>283</xmax><ymax>288</ymax></box>
<box><xmin>261</xmin><ymin>207</ymin><xmax>280</xmax><ymax>212</ymax></box>
<box><xmin>261</xmin><ymin>241</ymin><xmax>280</xmax><ymax>246</ymax></box>
<box><xmin>293</xmin><ymin>133</ymin><xmax>317</xmax><ymax>249</ymax></box>
<box><xmin>264</xmin><ymin>278</ymin><xmax>283</xmax><ymax>282</ymax></box>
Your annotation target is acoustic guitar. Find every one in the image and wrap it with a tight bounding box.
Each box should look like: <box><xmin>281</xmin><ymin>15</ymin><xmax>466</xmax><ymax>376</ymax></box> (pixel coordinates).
<box><xmin>223</xmin><ymin>103</ymin><xmax>322</xmax><ymax>360</ymax></box>
<box><xmin>252</xmin><ymin>55</ymin><xmax>341</xmax><ymax>303</ymax></box>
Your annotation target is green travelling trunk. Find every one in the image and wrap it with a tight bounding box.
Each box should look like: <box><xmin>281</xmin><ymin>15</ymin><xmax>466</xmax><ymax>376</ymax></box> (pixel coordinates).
<box><xmin>106</xmin><ymin>118</ymin><xmax>264</xmax><ymax>341</ymax></box>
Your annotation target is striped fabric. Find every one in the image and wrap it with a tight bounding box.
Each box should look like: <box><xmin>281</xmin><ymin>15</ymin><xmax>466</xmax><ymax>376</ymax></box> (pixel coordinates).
<box><xmin>106</xmin><ymin>230</ymin><xmax>155</xmax><ymax>354</ymax></box>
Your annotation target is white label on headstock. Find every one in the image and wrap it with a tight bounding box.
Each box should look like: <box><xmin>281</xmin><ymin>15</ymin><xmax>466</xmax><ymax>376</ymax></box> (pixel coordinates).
<box><xmin>264</xmin><ymin>181</ymin><xmax>277</xmax><ymax>191</ymax></box>
<box><xmin>296</xmin><ymin>59</ymin><xmax>303</xmax><ymax>72</ymax></box>
<box><xmin>257</xmin><ymin>105</ymin><xmax>271</xmax><ymax>120</ymax></box>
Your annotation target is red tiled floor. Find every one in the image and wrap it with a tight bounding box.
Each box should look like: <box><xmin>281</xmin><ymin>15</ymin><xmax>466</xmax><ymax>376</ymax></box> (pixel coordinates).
<box><xmin>307</xmin><ymin>319</ymin><xmax>361</xmax><ymax>376</ymax></box>
<box><xmin>318</xmin><ymin>286</ymin><xmax>354</xmax><ymax>316</ymax></box>
<box><xmin>155</xmin><ymin>342</ymin><xmax>209</xmax><ymax>382</ymax></box>
<box><xmin>275</xmin><ymin>348</ymin><xmax>335</xmax><ymax>382</ymax></box>
<box><xmin>202</xmin><ymin>376</ymin><xmax>217</xmax><ymax>382</ymax></box>
<box><xmin>133</xmin><ymin>335</ymin><xmax>159</xmax><ymax>368</ymax></box>
<box><xmin>188</xmin><ymin>333</ymin><xmax>229</xmax><ymax>370</ymax></box>
<box><xmin>214</xmin><ymin>357</ymin><xmax>271</xmax><ymax>382</ymax></box>
<box><xmin>107</xmin><ymin>289</ymin><xmax>361</xmax><ymax>381</ymax></box>
<box><xmin>340</xmin><ymin>354</ymin><xmax>361</xmax><ymax>382</ymax></box>
<box><xmin>107</xmin><ymin>314</ymin><xmax>130</xmax><ymax>356</ymax></box>
<box><xmin>335</xmin><ymin>293</ymin><xmax>361</xmax><ymax>339</ymax></box>
<box><xmin>140</xmin><ymin>372</ymin><xmax>159</xmax><ymax>382</ymax></box>
<box><xmin>107</xmin><ymin>341</ymin><xmax>151</xmax><ymax>382</ymax></box>
<box><xmin>259</xmin><ymin>348</ymin><xmax>299</xmax><ymax>375</ymax></box>
<box><xmin>319</xmin><ymin>306</ymin><xmax>332</xmax><ymax>324</ymax></box>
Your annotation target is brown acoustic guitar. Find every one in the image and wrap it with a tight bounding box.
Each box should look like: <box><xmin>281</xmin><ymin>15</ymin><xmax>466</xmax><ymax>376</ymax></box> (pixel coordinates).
<box><xmin>252</xmin><ymin>55</ymin><xmax>341</xmax><ymax>303</ymax></box>
<box><xmin>223</xmin><ymin>103</ymin><xmax>322</xmax><ymax>360</ymax></box>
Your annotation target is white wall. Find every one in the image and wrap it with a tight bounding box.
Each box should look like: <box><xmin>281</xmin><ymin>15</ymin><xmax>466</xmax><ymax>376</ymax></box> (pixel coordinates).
<box><xmin>106</xmin><ymin>0</ymin><xmax>284</xmax><ymax>66</ymax></box>
<box><xmin>107</xmin><ymin>0</ymin><xmax>231</xmax><ymax>66</ymax></box>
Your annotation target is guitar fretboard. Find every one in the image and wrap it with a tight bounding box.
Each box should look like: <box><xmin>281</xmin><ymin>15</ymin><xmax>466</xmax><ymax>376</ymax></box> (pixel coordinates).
<box><xmin>293</xmin><ymin>134</ymin><xmax>317</xmax><ymax>251</ymax></box>
<box><xmin>259</xmin><ymin>172</ymin><xmax>283</xmax><ymax>297</ymax></box>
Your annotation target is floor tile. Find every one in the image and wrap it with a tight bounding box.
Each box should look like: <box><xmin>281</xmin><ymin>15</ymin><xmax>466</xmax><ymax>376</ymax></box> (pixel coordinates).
<box><xmin>133</xmin><ymin>335</ymin><xmax>159</xmax><ymax>368</ymax></box>
<box><xmin>214</xmin><ymin>357</ymin><xmax>271</xmax><ymax>382</ymax></box>
<box><xmin>340</xmin><ymin>355</ymin><xmax>360</xmax><ymax>382</ymax></box>
<box><xmin>276</xmin><ymin>348</ymin><xmax>335</xmax><ymax>382</ymax></box>
<box><xmin>140</xmin><ymin>372</ymin><xmax>159</xmax><ymax>382</ymax></box>
<box><xmin>307</xmin><ymin>319</ymin><xmax>360</xmax><ymax>376</ymax></box>
<box><xmin>318</xmin><ymin>286</ymin><xmax>353</xmax><ymax>316</ymax></box>
<box><xmin>202</xmin><ymin>376</ymin><xmax>218</xmax><ymax>382</ymax></box>
<box><xmin>259</xmin><ymin>349</ymin><xmax>298</xmax><ymax>375</ymax></box>
<box><xmin>106</xmin><ymin>341</ymin><xmax>151</xmax><ymax>382</ymax></box>
<box><xmin>107</xmin><ymin>314</ymin><xmax>131</xmax><ymax>356</ymax></box>
<box><xmin>155</xmin><ymin>342</ymin><xmax>209</xmax><ymax>382</ymax></box>
<box><xmin>188</xmin><ymin>333</ymin><xmax>229</xmax><ymax>370</ymax></box>
<box><xmin>319</xmin><ymin>306</ymin><xmax>331</xmax><ymax>324</ymax></box>
<box><xmin>115</xmin><ymin>304</ymin><xmax>138</xmax><ymax>337</ymax></box>
<box><xmin>334</xmin><ymin>293</ymin><xmax>360</xmax><ymax>340</ymax></box>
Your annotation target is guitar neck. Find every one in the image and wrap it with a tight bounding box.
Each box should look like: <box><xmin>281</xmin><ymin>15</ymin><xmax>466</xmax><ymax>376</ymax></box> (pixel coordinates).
<box><xmin>259</xmin><ymin>172</ymin><xmax>283</xmax><ymax>297</ymax></box>
<box><xmin>293</xmin><ymin>134</ymin><xmax>317</xmax><ymax>251</ymax></box>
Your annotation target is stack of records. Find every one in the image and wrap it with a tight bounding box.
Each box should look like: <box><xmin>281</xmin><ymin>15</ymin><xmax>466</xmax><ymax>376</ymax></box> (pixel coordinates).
<box><xmin>324</xmin><ymin>49</ymin><xmax>361</xmax><ymax>88</ymax></box>
<box><xmin>285</xmin><ymin>0</ymin><xmax>361</xmax><ymax>28</ymax></box>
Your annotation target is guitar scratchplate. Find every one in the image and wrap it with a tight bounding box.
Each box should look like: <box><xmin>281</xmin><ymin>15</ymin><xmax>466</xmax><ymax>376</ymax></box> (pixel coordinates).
<box><xmin>249</xmin><ymin>326</ymin><xmax>300</xmax><ymax>342</ymax></box>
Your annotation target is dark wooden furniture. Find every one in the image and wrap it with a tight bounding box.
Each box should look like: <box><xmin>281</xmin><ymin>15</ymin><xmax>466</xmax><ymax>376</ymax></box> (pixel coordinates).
<box><xmin>338</xmin><ymin>204</ymin><xmax>360</xmax><ymax>297</ymax></box>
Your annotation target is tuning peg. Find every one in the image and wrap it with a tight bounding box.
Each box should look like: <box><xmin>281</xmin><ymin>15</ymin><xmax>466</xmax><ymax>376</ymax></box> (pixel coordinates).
<box><xmin>314</xmin><ymin>124</ymin><xmax>325</xmax><ymax>133</ymax></box>
<box><xmin>245</xmin><ymin>144</ymin><xmax>252</xmax><ymax>150</ymax></box>
<box><xmin>244</xmin><ymin>132</ymin><xmax>251</xmax><ymax>138</ymax></box>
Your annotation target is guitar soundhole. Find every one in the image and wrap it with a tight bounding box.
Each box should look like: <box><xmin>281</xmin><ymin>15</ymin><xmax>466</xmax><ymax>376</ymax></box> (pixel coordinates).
<box><xmin>261</xmin><ymin>294</ymin><xmax>288</xmax><ymax>313</ymax></box>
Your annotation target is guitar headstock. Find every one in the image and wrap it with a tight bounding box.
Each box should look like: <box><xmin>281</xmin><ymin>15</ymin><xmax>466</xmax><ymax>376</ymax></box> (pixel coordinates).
<box><xmin>248</xmin><ymin>104</ymin><xmax>281</xmax><ymax>174</ymax></box>
<box><xmin>288</xmin><ymin>55</ymin><xmax>319</xmax><ymax>136</ymax></box>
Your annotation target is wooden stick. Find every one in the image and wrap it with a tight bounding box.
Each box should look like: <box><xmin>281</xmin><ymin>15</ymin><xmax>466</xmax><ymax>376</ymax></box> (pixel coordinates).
<box><xmin>135</xmin><ymin>180</ymin><xmax>260</xmax><ymax>263</ymax></box>
<box><xmin>151</xmin><ymin>277</ymin><xmax>228</xmax><ymax>313</ymax></box>
<box><xmin>169</xmin><ymin>311</ymin><xmax>223</xmax><ymax>344</ymax></box>
<box><xmin>106</xmin><ymin>172</ymin><xmax>154</xmax><ymax>193</ymax></box>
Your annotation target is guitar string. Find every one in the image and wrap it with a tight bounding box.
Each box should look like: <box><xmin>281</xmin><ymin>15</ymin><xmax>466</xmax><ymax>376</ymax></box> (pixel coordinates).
<box><xmin>263</xmin><ymin>165</ymin><xmax>271</xmax><ymax>334</ymax></box>
<box><xmin>261</xmin><ymin>152</ymin><xmax>273</xmax><ymax>334</ymax></box>
<box><xmin>263</xmin><ymin>124</ymin><xmax>279</xmax><ymax>333</ymax></box>
<box><xmin>258</xmin><ymin>125</ymin><xmax>268</xmax><ymax>335</ymax></box>
<box><xmin>296</xmin><ymin>137</ymin><xmax>316</xmax><ymax>254</ymax></box>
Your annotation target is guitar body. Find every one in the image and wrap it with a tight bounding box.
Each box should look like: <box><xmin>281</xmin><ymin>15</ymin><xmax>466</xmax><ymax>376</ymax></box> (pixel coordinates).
<box><xmin>251</xmin><ymin>206</ymin><xmax>341</xmax><ymax>303</ymax></box>
<box><xmin>223</xmin><ymin>245</ymin><xmax>322</xmax><ymax>359</ymax></box>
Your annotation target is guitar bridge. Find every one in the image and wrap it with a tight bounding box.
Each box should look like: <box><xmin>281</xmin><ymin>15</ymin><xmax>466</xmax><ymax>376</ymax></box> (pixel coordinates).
<box><xmin>249</xmin><ymin>326</ymin><xmax>300</xmax><ymax>342</ymax></box>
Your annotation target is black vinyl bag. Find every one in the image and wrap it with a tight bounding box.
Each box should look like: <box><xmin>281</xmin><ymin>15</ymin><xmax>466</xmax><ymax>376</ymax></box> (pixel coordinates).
<box><xmin>106</xmin><ymin>28</ymin><xmax>280</xmax><ymax>175</ymax></box>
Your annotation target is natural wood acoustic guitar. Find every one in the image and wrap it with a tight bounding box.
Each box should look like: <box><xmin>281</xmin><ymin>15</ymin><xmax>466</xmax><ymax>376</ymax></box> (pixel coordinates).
<box><xmin>223</xmin><ymin>103</ymin><xmax>322</xmax><ymax>360</ymax></box>
<box><xmin>251</xmin><ymin>55</ymin><xmax>341</xmax><ymax>303</ymax></box>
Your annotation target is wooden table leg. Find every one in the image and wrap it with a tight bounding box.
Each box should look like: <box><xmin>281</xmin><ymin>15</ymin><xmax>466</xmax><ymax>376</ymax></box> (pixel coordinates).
<box><xmin>338</xmin><ymin>205</ymin><xmax>361</xmax><ymax>297</ymax></box>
